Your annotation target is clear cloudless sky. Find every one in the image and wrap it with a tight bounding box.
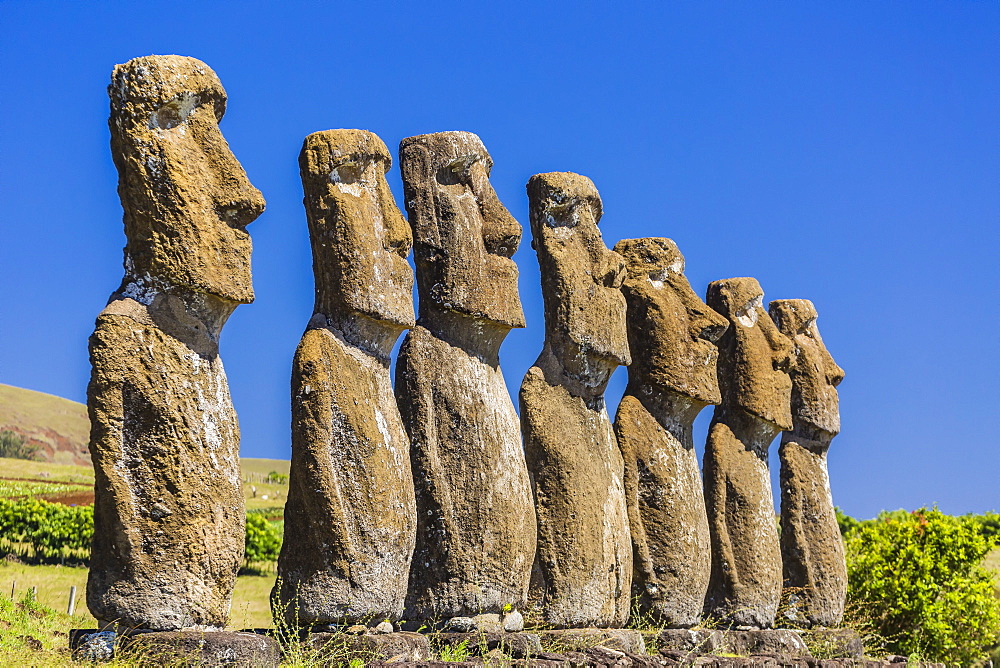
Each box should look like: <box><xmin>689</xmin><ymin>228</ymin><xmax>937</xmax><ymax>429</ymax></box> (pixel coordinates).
<box><xmin>1</xmin><ymin>1</ymin><xmax>997</xmax><ymax>520</ymax></box>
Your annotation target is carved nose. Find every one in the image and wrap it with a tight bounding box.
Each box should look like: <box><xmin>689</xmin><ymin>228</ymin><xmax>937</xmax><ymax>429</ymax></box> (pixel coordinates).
<box><xmin>217</xmin><ymin>190</ymin><xmax>265</xmax><ymax>230</ymax></box>
<box><xmin>683</xmin><ymin>289</ymin><xmax>729</xmax><ymax>343</ymax></box>
<box><xmin>772</xmin><ymin>341</ymin><xmax>793</xmax><ymax>372</ymax></box>
<box><xmin>694</xmin><ymin>314</ymin><xmax>728</xmax><ymax>344</ymax></box>
<box><xmin>480</xmin><ymin>192</ymin><xmax>521</xmax><ymax>258</ymax></box>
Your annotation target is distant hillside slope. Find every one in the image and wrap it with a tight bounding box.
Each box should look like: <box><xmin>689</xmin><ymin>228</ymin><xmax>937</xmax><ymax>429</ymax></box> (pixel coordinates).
<box><xmin>0</xmin><ymin>384</ymin><xmax>91</xmax><ymax>466</ymax></box>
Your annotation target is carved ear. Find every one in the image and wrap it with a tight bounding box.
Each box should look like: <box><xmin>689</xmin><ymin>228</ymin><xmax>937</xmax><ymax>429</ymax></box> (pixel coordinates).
<box><xmin>399</xmin><ymin>141</ymin><xmax>441</xmax><ymax>249</ymax></box>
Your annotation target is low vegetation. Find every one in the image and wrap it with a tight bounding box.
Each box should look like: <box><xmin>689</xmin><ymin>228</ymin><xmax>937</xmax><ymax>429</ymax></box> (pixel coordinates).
<box><xmin>841</xmin><ymin>507</ymin><xmax>1000</xmax><ymax>664</ymax></box>
<box><xmin>244</xmin><ymin>512</ymin><xmax>282</xmax><ymax>570</ymax></box>
<box><xmin>0</xmin><ymin>497</ymin><xmax>282</xmax><ymax>572</ymax></box>
<box><xmin>0</xmin><ymin>588</ymin><xmax>90</xmax><ymax>667</ymax></box>
<box><xmin>0</xmin><ymin>431</ymin><xmax>38</xmax><ymax>461</ymax></box>
<box><xmin>3</xmin><ymin>453</ymin><xmax>999</xmax><ymax>665</ymax></box>
<box><xmin>0</xmin><ymin>498</ymin><xmax>93</xmax><ymax>563</ymax></box>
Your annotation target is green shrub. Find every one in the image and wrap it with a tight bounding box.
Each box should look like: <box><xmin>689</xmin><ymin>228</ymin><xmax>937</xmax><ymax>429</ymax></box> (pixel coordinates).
<box><xmin>967</xmin><ymin>511</ymin><xmax>1000</xmax><ymax>543</ymax></box>
<box><xmin>846</xmin><ymin>507</ymin><xmax>1000</xmax><ymax>664</ymax></box>
<box><xmin>0</xmin><ymin>497</ymin><xmax>93</xmax><ymax>563</ymax></box>
<box><xmin>0</xmin><ymin>497</ymin><xmax>282</xmax><ymax>568</ymax></box>
<box><xmin>267</xmin><ymin>470</ymin><xmax>289</xmax><ymax>484</ymax></box>
<box><xmin>244</xmin><ymin>512</ymin><xmax>282</xmax><ymax>567</ymax></box>
<box><xmin>0</xmin><ymin>430</ymin><xmax>38</xmax><ymax>461</ymax></box>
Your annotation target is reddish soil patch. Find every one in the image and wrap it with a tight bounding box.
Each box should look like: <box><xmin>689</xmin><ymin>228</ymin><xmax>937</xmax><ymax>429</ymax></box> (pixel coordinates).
<box><xmin>40</xmin><ymin>491</ymin><xmax>94</xmax><ymax>506</ymax></box>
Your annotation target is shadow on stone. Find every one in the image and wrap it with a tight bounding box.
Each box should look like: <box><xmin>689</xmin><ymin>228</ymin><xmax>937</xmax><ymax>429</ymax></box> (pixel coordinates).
<box><xmin>120</xmin><ymin>631</ymin><xmax>280</xmax><ymax>667</ymax></box>
<box><xmin>308</xmin><ymin>631</ymin><xmax>432</xmax><ymax>663</ymax></box>
<box><xmin>536</xmin><ymin>628</ymin><xmax>646</xmax><ymax>654</ymax></box>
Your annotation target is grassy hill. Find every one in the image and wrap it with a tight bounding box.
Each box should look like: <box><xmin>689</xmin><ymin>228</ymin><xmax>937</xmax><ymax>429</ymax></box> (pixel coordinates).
<box><xmin>0</xmin><ymin>456</ymin><xmax>289</xmax><ymax>512</ymax></box>
<box><xmin>0</xmin><ymin>384</ymin><xmax>90</xmax><ymax>466</ymax></box>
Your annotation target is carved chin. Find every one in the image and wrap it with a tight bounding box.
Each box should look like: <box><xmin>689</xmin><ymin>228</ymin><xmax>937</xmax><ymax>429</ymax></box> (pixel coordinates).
<box><xmin>200</xmin><ymin>275</ymin><xmax>255</xmax><ymax>305</ymax></box>
<box><xmin>686</xmin><ymin>371</ymin><xmax>722</xmax><ymax>406</ymax></box>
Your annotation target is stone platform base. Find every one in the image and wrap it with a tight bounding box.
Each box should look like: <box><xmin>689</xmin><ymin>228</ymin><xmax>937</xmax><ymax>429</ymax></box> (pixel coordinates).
<box><xmin>309</xmin><ymin>631</ymin><xmax>433</xmax><ymax>662</ymax></box>
<box><xmin>69</xmin><ymin>629</ymin><xmax>281</xmax><ymax>666</ymax></box>
<box><xmin>536</xmin><ymin>629</ymin><xmax>646</xmax><ymax>654</ymax></box>
<box><xmin>70</xmin><ymin>627</ymin><xmax>945</xmax><ymax>667</ymax></box>
<box><xmin>655</xmin><ymin>628</ymin><xmax>812</xmax><ymax>657</ymax></box>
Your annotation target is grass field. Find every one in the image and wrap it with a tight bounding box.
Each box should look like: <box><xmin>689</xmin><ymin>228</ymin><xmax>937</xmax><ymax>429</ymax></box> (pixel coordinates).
<box><xmin>0</xmin><ymin>562</ymin><xmax>277</xmax><ymax>630</ymax></box>
<box><xmin>0</xmin><ymin>570</ymin><xmax>277</xmax><ymax>666</ymax></box>
<box><xmin>0</xmin><ymin>454</ymin><xmax>286</xmax><ymax>631</ymax></box>
<box><xmin>0</xmin><ymin>458</ymin><xmax>95</xmax><ymax>485</ymax></box>
<box><xmin>0</xmin><ymin>456</ymin><xmax>290</xmax><ymax>512</ymax></box>
<box><xmin>0</xmin><ymin>480</ymin><xmax>85</xmax><ymax>498</ymax></box>
<box><xmin>240</xmin><ymin>458</ymin><xmax>290</xmax><ymax>477</ymax></box>
<box><xmin>240</xmin><ymin>458</ymin><xmax>291</xmax><ymax>511</ymax></box>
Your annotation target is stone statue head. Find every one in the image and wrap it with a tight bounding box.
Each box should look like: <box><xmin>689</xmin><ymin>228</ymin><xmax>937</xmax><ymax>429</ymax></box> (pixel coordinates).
<box><xmin>706</xmin><ymin>277</ymin><xmax>793</xmax><ymax>430</ymax></box>
<box><xmin>615</xmin><ymin>238</ymin><xmax>729</xmax><ymax>406</ymax></box>
<box><xmin>399</xmin><ymin>131</ymin><xmax>525</xmax><ymax>329</ymax></box>
<box><xmin>768</xmin><ymin>299</ymin><xmax>844</xmax><ymax>437</ymax></box>
<box><xmin>300</xmin><ymin>129</ymin><xmax>415</xmax><ymax>332</ymax></box>
<box><xmin>527</xmin><ymin>172</ymin><xmax>630</xmax><ymax>377</ymax></box>
<box><xmin>109</xmin><ymin>55</ymin><xmax>265</xmax><ymax>305</ymax></box>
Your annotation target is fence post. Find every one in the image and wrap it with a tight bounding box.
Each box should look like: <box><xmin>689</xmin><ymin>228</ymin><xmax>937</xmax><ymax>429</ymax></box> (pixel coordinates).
<box><xmin>68</xmin><ymin>585</ymin><xmax>77</xmax><ymax>615</ymax></box>
<box><xmin>9</xmin><ymin>580</ymin><xmax>14</xmax><ymax>599</ymax></box>
<box><xmin>29</xmin><ymin>586</ymin><xmax>37</xmax><ymax>601</ymax></box>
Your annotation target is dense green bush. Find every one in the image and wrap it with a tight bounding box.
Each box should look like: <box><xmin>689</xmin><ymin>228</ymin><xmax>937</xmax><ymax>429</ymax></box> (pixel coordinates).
<box><xmin>244</xmin><ymin>512</ymin><xmax>282</xmax><ymax>567</ymax></box>
<box><xmin>967</xmin><ymin>511</ymin><xmax>1000</xmax><ymax>543</ymax></box>
<box><xmin>266</xmin><ymin>470</ymin><xmax>289</xmax><ymax>485</ymax></box>
<box><xmin>845</xmin><ymin>507</ymin><xmax>1000</xmax><ymax>664</ymax></box>
<box><xmin>0</xmin><ymin>430</ymin><xmax>38</xmax><ymax>461</ymax></box>
<box><xmin>0</xmin><ymin>497</ymin><xmax>283</xmax><ymax>567</ymax></box>
<box><xmin>0</xmin><ymin>497</ymin><xmax>92</xmax><ymax>562</ymax></box>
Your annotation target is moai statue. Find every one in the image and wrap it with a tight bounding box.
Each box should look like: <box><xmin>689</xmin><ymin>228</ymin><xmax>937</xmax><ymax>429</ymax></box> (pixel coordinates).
<box><xmin>612</xmin><ymin>238</ymin><xmax>729</xmax><ymax>627</ymax></box>
<box><xmin>395</xmin><ymin>131</ymin><xmax>535</xmax><ymax>623</ymax></box>
<box><xmin>702</xmin><ymin>278</ymin><xmax>792</xmax><ymax>628</ymax></box>
<box><xmin>87</xmin><ymin>56</ymin><xmax>265</xmax><ymax>630</ymax></box>
<box><xmin>769</xmin><ymin>299</ymin><xmax>846</xmax><ymax>627</ymax></box>
<box><xmin>521</xmin><ymin>172</ymin><xmax>632</xmax><ymax>629</ymax></box>
<box><xmin>273</xmin><ymin>130</ymin><xmax>417</xmax><ymax>627</ymax></box>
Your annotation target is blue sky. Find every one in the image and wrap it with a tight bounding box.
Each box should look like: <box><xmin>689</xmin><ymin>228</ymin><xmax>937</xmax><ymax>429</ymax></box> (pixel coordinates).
<box><xmin>1</xmin><ymin>1</ymin><xmax>997</xmax><ymax>519</ymax></box>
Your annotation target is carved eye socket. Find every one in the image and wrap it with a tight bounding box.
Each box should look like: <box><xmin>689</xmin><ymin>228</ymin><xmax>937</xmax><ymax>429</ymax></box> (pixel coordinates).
<box><xmin>734</xmin><ymin>295</ymin><xmax>763</xmax><ymax>327</ymax></box>
<box><xmin>436</xmin><ymin>157</ymin><xmax>473</xmax><ymax>186</ymax></box>
<box><xmin>330</xmin><ymin>162</ymin><xmax>363</xmax><ymax>184</ymax></box>
<box><xmin>485</xmin><ymin>233</ymin><xmax>519</xmax><ymax>258</ymax></box>
<box><xmin>150</xmin><ymin>92</ymin><xmax>198</xmax><ymax>130</ymax></box>
<box><xmin>543</xmin><ymin>202</ymin><xmax>577</xmax><ymax>228</ymax></box>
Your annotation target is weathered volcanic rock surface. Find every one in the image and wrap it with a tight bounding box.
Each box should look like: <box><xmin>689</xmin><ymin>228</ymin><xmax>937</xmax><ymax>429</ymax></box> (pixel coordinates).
<box><xmin>396</xmin><ymin>131</ymin><xmax>535</xmax><ymax>620</ymax></box>
<box><xmin>770</xmin><ymin>299</ymin><xmax>847</xmax><ymax>627</ymax></box>
<box><xmin>119</xmin><ymin>631</ymin><xmax>281</xmax><ymax>667</ymax></box>
<box><xmin>87</xmin><ymin>55</ymin><xmax>264</xmax><ymax>630</ymax></box>
<box><xmin>521</xmin><ymin>172</ymin><xmax>632</xmax><ymax>628</ymax></box>
<box><xmin>702</xmin><ymin>278</ymin><xmax>792</xmax><ymax>628</ymax></box>
<box><xmin>88</xmin><ymin>315</ymin><xmax>245</xmax><ymax>630</ymax></box>
<box><xmin>308</xmin><ymin>631</ymin><xmax>433</xmax><ymax>663</ymax></box>
<box><xmin>274</xmin><ymin>129</ymin><xmax>417</xmax><ymax>626</ymax></box>
<box><xmin>612</xmin><ymin>238</ymin><xmax>728</xmax><ymax>627</ymax></box>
